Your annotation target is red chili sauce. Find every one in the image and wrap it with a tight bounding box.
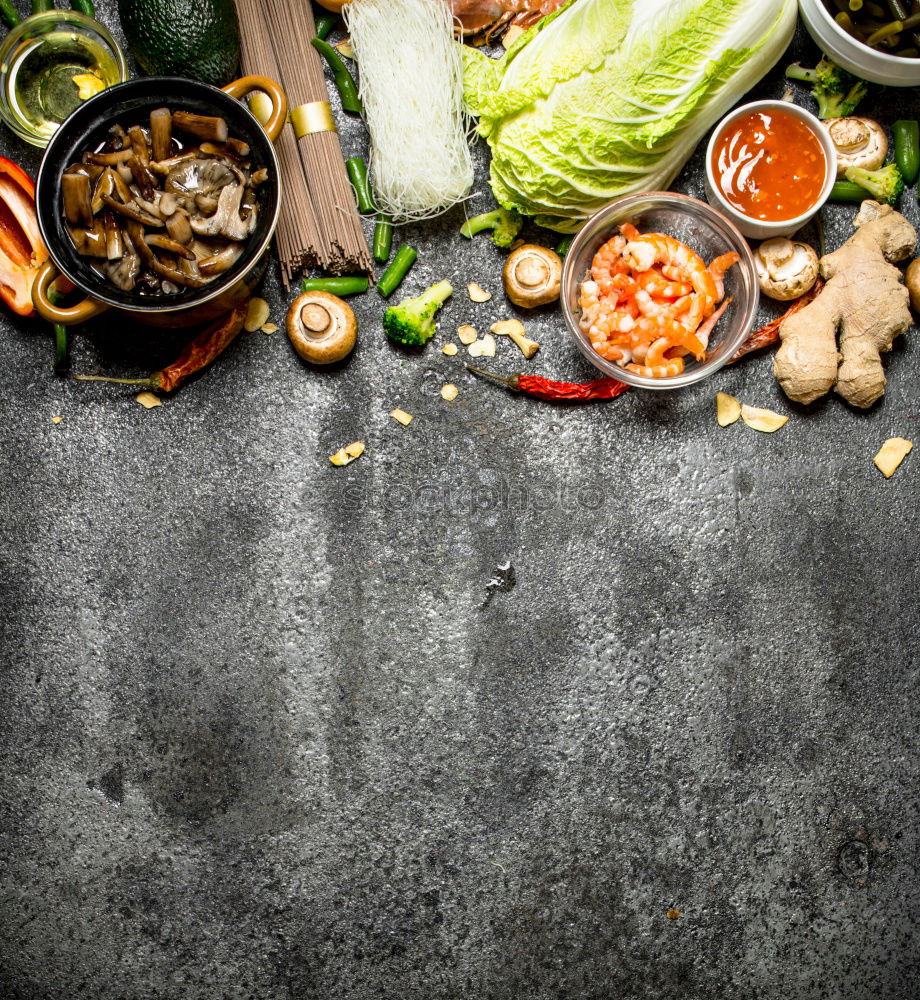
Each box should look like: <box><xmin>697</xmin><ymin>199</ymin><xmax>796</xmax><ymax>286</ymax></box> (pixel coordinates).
<box><xmin>712</xmin><ymin>109</ymin><xmax>827</xmax><ymax>222</ymax></box>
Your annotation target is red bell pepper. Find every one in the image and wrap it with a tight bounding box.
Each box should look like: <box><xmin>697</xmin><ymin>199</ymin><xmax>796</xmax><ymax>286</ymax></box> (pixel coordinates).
<box><xmin>0</xmin><ymin>158</ymin><xmax>48</xmax><ymax>316</ymax></box>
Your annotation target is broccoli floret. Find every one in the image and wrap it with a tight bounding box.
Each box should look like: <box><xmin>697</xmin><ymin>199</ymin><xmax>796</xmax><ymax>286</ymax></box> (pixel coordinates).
<box><xmin>459</xmin><ymin>207</ymin><xmax>523</xmax><ymax>248</ymax></box>
<box><xmin>816</xmin><ymin>80</ymin><xmax>868</xmax><ymax>119</ymax></box>
<box><xmin>844</xmin><ymin>163</ymin><xmax>905</xmax><ymax>205</ymax></box>
<box><xmin>383</xmin><ymin>280</ymin><xmax>453</xmax><ymax>348</ymax></box>
<box><xmin>786</xmin><ymin>55</ymin><xmax>848</xmax><ymax>90</ymax></box>
<box><xmin>785</xmin><ymin>55</ymin><xmax>868</xmax><ymax>119</ymax></box>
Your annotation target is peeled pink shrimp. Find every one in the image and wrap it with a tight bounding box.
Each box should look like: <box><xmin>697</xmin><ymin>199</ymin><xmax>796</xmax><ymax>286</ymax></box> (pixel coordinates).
<box><xmin>622</xmin><ymin>233</ymin><xmax>718</xmax><ymax>313</ymax></box>
<box><xmin>708</xmin><ymin>252</ymin><xmax>740</xmax><ymax>301</ymax></box>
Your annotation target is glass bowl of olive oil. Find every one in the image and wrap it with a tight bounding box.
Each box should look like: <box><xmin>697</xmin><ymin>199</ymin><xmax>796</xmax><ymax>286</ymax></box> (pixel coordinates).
<box><xmin>0</xmin><ymin>10</ymin><xmax>127</xmax><ymax>147</ymax></box>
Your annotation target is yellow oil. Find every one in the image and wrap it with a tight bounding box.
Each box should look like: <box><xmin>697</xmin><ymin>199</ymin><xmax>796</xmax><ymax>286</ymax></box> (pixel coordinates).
<box><xmin>3</xmin><ymin>29</ymin><xmax>120</xmax><ymax>143</ymax></box>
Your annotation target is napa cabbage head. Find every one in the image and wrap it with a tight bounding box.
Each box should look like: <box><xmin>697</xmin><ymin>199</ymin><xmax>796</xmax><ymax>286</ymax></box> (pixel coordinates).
<box><xmin>463</xmin><ymin>0</ymin><xmax>798</xmax><ymax>231</ymax></box>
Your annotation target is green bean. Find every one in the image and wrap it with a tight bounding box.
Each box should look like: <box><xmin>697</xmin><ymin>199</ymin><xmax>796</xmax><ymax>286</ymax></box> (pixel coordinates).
<box><xmin>310</xmin><ymin>38</ymin><xmax>362</xmax><ymax>114</ymax></box>
<box><xmin>314</xmin><ymin>10</ymin><xmax>338</xmax><ymax>40</ymax></box>
<box><xmin>300</xmin><ymin>276</ymin><xmax>369</xmax><ymax>296</ymax></box>
<box><xmin>346</xmin><ymin>156</ymin><xmax>375</xmax><ymax>214</ymax></box>
<box><xmin>0</xmin><ymin>0</ymin><xmax>19</xmax><ymax>27</ymax></box>
<box><xmin>377</xmin><ymin>244</ymin><xmax>417</xmax><ymax>298</ymax></box>
<box><xmin>555</xmin><ymin>236</ymin><xmax>573</xmax><ymax>258</ymax></box>
<box><xmin>850</xmin><ymin>0</ymin><xmax>863</xmax><ymax>10</ymax></box>
<box><xmin>70</xmin><ymin>0</ymin><xmax>96</xmax><ymax>15</ymax></box>
<box><xmin>373</xmin><ymin>214</ymin><xmax>392</xmax><ymax>264</ymax></box>
<box><xmin>48</xmin><ymin>286</ymin><xmax>69</xmax><ymax>373</ymax></box>
<box><xmin>893</xmin><ymin>120</ymin><xmax>920</xmax><ymax>184</ymax></box>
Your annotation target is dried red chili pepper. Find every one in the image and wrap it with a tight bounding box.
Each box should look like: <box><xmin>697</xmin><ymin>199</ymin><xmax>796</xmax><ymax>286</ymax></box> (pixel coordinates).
<box><xmin>729</xmin><ymin>279</ymin><xmax>824</xmax><ymax>364</ymax></box>
<box><xmin>0</xmin><ymin>157</ymin><xmax>49</xmax><ymax>316</ymax></box>
<box><xmin>467</xmin><ymin>364</ymin><xmax>630</xmax><ymax>402</ymax></box>
<box><xmin>75</xmin><ymin>301</ymin><xmax>249</xmax><ymax>393</ymax></box>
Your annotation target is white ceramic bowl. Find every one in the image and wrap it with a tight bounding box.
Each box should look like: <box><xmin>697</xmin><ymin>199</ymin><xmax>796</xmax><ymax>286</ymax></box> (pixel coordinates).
<box><xmin>705</xmin><ymin>100</ymin><xmax>837</xmax><ymax>241</ymax></box>
<box><xmin>799</xmin><ymin>0</ymin><xmax>920</xmax><ymax>86</ymax></box>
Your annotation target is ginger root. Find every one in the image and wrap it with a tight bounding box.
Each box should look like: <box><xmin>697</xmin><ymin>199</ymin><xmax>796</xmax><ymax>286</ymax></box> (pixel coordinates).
<box><xmin>774</xmin><ymin>201</ymin><xmax>916</xmax><ymax>408</ymax></box>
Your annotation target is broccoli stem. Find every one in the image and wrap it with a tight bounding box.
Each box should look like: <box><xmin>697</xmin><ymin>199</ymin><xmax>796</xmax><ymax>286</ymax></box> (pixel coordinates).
<box><xmin>460</xmin><ymin>211</ymin><xmax>500</xmax><ymax>239</ymax></box>
<box><xmin>785</xmin><ymin>63</ymin><xmax>818</xmax><ymax>83</ymax></box>
<box><xmin>377</xmin><ymin>245</ymin><xmax>417</xmax><ymax>298</ymax></box>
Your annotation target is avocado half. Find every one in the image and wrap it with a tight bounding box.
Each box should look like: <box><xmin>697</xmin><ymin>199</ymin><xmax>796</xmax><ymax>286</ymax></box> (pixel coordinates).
<box><xmin>117</xmin><ymin>0</ymin><xmax>242</xmax><ymax>88</ymax></box>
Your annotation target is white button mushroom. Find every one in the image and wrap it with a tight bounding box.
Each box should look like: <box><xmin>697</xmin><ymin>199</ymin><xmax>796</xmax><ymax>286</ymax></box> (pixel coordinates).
<box><xmin>754</xmin><ymin>238</ymin><xmax>820</xmax><ymax>302</ymax></box>
<box><xmin>502</xmin><ymin>244</ymin><xmax>562</xmax><ymax>308</ymax></box>
<box><xmin>286</xmin><ymin>291</ymin><xmax>357</xmax><ymax>364</ymax></box>
<box><xmin>824</xmin><ymin>118</ymin><xmax>888</xmax><ymax>177</ymax></box>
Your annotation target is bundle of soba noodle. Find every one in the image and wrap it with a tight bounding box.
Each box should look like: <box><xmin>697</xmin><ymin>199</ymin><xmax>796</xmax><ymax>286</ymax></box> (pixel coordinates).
<box><xmin>345</xmin><ymin>0</ymin><xmax>474</xmax><ymax>221</ymax></box>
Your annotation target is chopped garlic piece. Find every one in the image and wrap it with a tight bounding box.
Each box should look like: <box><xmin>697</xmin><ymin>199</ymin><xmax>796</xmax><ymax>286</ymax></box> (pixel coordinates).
<box><xmin>442</xmin><ymin>343</ymin><xmax>458</xmax><ymax>356</ymax></box>
<box><xmin>261</xmin><ymin>323</ymin><xmax>278</xmax><ymax>334</ymax></box>
<box><xmin>440</xmin><ymin>383</ymin><xmax>459</xmax><ymax>401</ymax></box>
<box><xmin>245</xmin><ymin>297</ymin><xmax>270</xmax><ymax>332</ymax></box>
<box><xmin>716</xmin><ymin>392</ymin><xmax>741</xmax><ymax>427</ymax></box>
<box><xmin>330</xmin><ymin>441</ymin><xmax>365</xmax><ymax>466</ymax></box>
<box><xmin>51</xmin><ymin>416</ymin><xmax>63</xmax><ymax>424</ymax></box>
<box><xmin>335</xmin><ymin>38</ymin><xmax>355</xmax><ymax>59</ymax></box>
<box><xmin>467</xmin><ymin>282</ymin><xmax>492</xmax><ymax>303</ymax></box>
<box><xmin>491</xmin><ymin>318</ymin><xmax>539</xmax><ymax>359</ymax></box>
<box><xmin>457</xmin><ymin>325</ymin><xmax>478</xmax><ymax>345</ymax></box>
<box><xmin>503</xmin><ymin>24</ymin><xmax>525</xmax><ymax>48</ymax></box>
<box><xmin>390</xmin><ymin>408</ymin><xmax>413</xmax><ymax>426</ymax></box>
<box><xmin>467</xmin><ymin>334</ymin><xmax>497</xmax><ymax>358</ymax></box>
<box><xmin>135</xmin><ymin>392</ymin><xmax>162</xmax><ymax>409</ymax></box>
<box><xmin>874</xmin><ymin>437</ymin><xmax>912</xmax><ymax>478</ymax></box>
<box><xmin>741</xmin><ymin>404</ymin><xmax>788</xmax><ymax>433</ymax></box>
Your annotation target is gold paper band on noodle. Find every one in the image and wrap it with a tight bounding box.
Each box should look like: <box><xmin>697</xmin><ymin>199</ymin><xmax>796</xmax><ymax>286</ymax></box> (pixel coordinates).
<box><xmin>290</xmin><ymin>101</ymin><xmax>337</xmax><ymax>138</ymax></box>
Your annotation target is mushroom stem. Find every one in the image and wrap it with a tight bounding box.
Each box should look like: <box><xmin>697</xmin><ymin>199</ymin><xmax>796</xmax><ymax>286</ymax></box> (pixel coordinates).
<box><xmin>62</xmin><ymin>172</ymin><xmax>94</xmax><ymax>228</ymax></box>
<box><xmin>149</xmin><ymin>108</ymin><xmax>172</xmax><ymax>163</ymax></box>
<box><xmin>103</xmin><ymin>211</ymin><xmax>124</xmax><ymax>260</ymax></box>
<box><xmin>172</xmin><ymin>111</ymin><xmax>229</xmax><ymax>143</ymax></box>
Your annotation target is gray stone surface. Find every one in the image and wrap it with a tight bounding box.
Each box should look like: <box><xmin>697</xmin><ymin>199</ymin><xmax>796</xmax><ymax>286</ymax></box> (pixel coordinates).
<box><xmin>1</xmin><ymin>5</ymin><xmax>919</xmax><ymax>999</ymax></box>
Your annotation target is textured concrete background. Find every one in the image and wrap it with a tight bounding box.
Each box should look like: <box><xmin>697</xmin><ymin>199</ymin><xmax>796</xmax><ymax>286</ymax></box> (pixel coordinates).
<box><xmin>1</xmin><ymin>5</ymin><xmax>919</xmax><ymax>999</ymax></box>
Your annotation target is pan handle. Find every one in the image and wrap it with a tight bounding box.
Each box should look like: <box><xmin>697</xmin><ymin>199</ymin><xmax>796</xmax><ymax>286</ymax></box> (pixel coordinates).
<box><xmin>32</xmin><ymin>260</ymin><xmax>109</xmax><ymax>326</ymax></box>
<box><xmin>222</xmin><ymin>75</ymin><xmax>288</xmax><ymax>143</ymax></box>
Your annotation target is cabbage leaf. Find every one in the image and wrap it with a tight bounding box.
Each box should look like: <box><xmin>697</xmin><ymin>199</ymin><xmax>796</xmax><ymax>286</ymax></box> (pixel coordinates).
<box><xmin>463</xmin><ymin>0</ymin><xmax>798</xmax><ymax>231</ymax></box>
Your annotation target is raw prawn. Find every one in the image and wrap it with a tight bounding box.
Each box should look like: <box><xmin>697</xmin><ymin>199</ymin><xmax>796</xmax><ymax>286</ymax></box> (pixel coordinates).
<box><xmin>450</xmin><ymin>0</ymin><xmax>568</xmax><ymax>41</ymax></box>
<box><xmin>577</xmin><ymin>221</ymin><xmax>739</xmax><ymax>378</ymax></box>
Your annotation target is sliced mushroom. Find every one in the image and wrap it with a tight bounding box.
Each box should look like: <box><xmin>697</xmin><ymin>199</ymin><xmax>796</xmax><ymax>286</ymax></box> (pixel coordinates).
<box><xmin>68</xmin><ymin>222</ymin><xmax>107</xmax><ymax>257</ymax></box>
<box><xmin>165</xmin><ymin>209</ymin><xmax>194</xmax><ymax>245</ymax></box>
<box><xmin>158</xmin><ymin>192</ymin><xmax>178</xmax><ymax>217</ymax></box>
<box><xmin>103</xmin><ymin>211</ymin><xmax>123</xmax><ymax>260</ymax></box>
<box><xmin>127</xmin><ymin>126</ymin><xmax>150</xmax><ymax>167</ymax></box>
<box><xmin>101</xmin><ymin>194</ymin><xmax>164</xmax><ymax>227</ymax></box>
<box><xmin>149</xmin><ymin>108</ymin><xmax>172</xmax><ymax>163</ymax></box>
<box><xmin>824</xmin><ymin>117</ymin><xmax>888</xmax><ymax>176</ymax></box>
<box><xmin>502</xmin><ymin>244</ymin><xmax>562</xmax><ymax>308</ymax></box>
<box><xmin>165</xmin><ymin>158</ymin><xmax>235</xmax><ymax>199</ymax></box>
<box><xmin>127</xmin><ymin>155</ymin><xmax>156</xmax><ymax>201</ymax></box>
<box><xmin>62</xmin><ymin>172</ymin><xmax>93</xmax><ymax>227</ymax></box>
<box><xmin>198</xmin><ymin>243</ymin><xmax>243</xmax><ymax>275</ymax></box>
<box><xmin>286</xmin><ymin>291</ymin><xmax>357</xmax><ymax>364</ymax></box>
<box><xmin>84</xmin><ymin>149</ymin><xmax>134</xmax><ymax>167</ymax></box>
<box><xmin>145</xmin><ymin>234</ymin><xmax>196</xmax><ymax>259</ymax></box>
<box><xmin>91</xmin><ymin>168</ymin><xmax>117</xmax><ymax>215</ymax></box>
<box><xmin>104</xmin><ymin>244</ymin><xmax>140</xmax><ymax>290</ymax></box>
<box><xmin>190</xmin><ymin>175</ymin><xmax>258</xmax><ymax>241</ymax></box>
<box><xmin>754</xmin><ymin>238</ymin><xmax>819</xmax><ymax>301</ymax></box>
<box><xmin>172</xmin><ymin>111</ymin><xmax>229</xmax><ymax>143</ymax></box>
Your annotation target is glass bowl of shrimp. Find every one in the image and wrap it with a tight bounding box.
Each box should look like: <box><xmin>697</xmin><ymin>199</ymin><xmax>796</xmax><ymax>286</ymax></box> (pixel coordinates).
<box><xmin>561</xmin><ymin>192</ymin><xmax>759</xmax><ymax>390</ymax></box>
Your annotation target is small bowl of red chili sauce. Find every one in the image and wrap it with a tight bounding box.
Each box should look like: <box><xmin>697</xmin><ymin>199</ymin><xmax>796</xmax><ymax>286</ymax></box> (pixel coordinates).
<box><xmin>705</xmin><ymin>100</ymin><xmax>836</xmax><ymax>241</ymax></box>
